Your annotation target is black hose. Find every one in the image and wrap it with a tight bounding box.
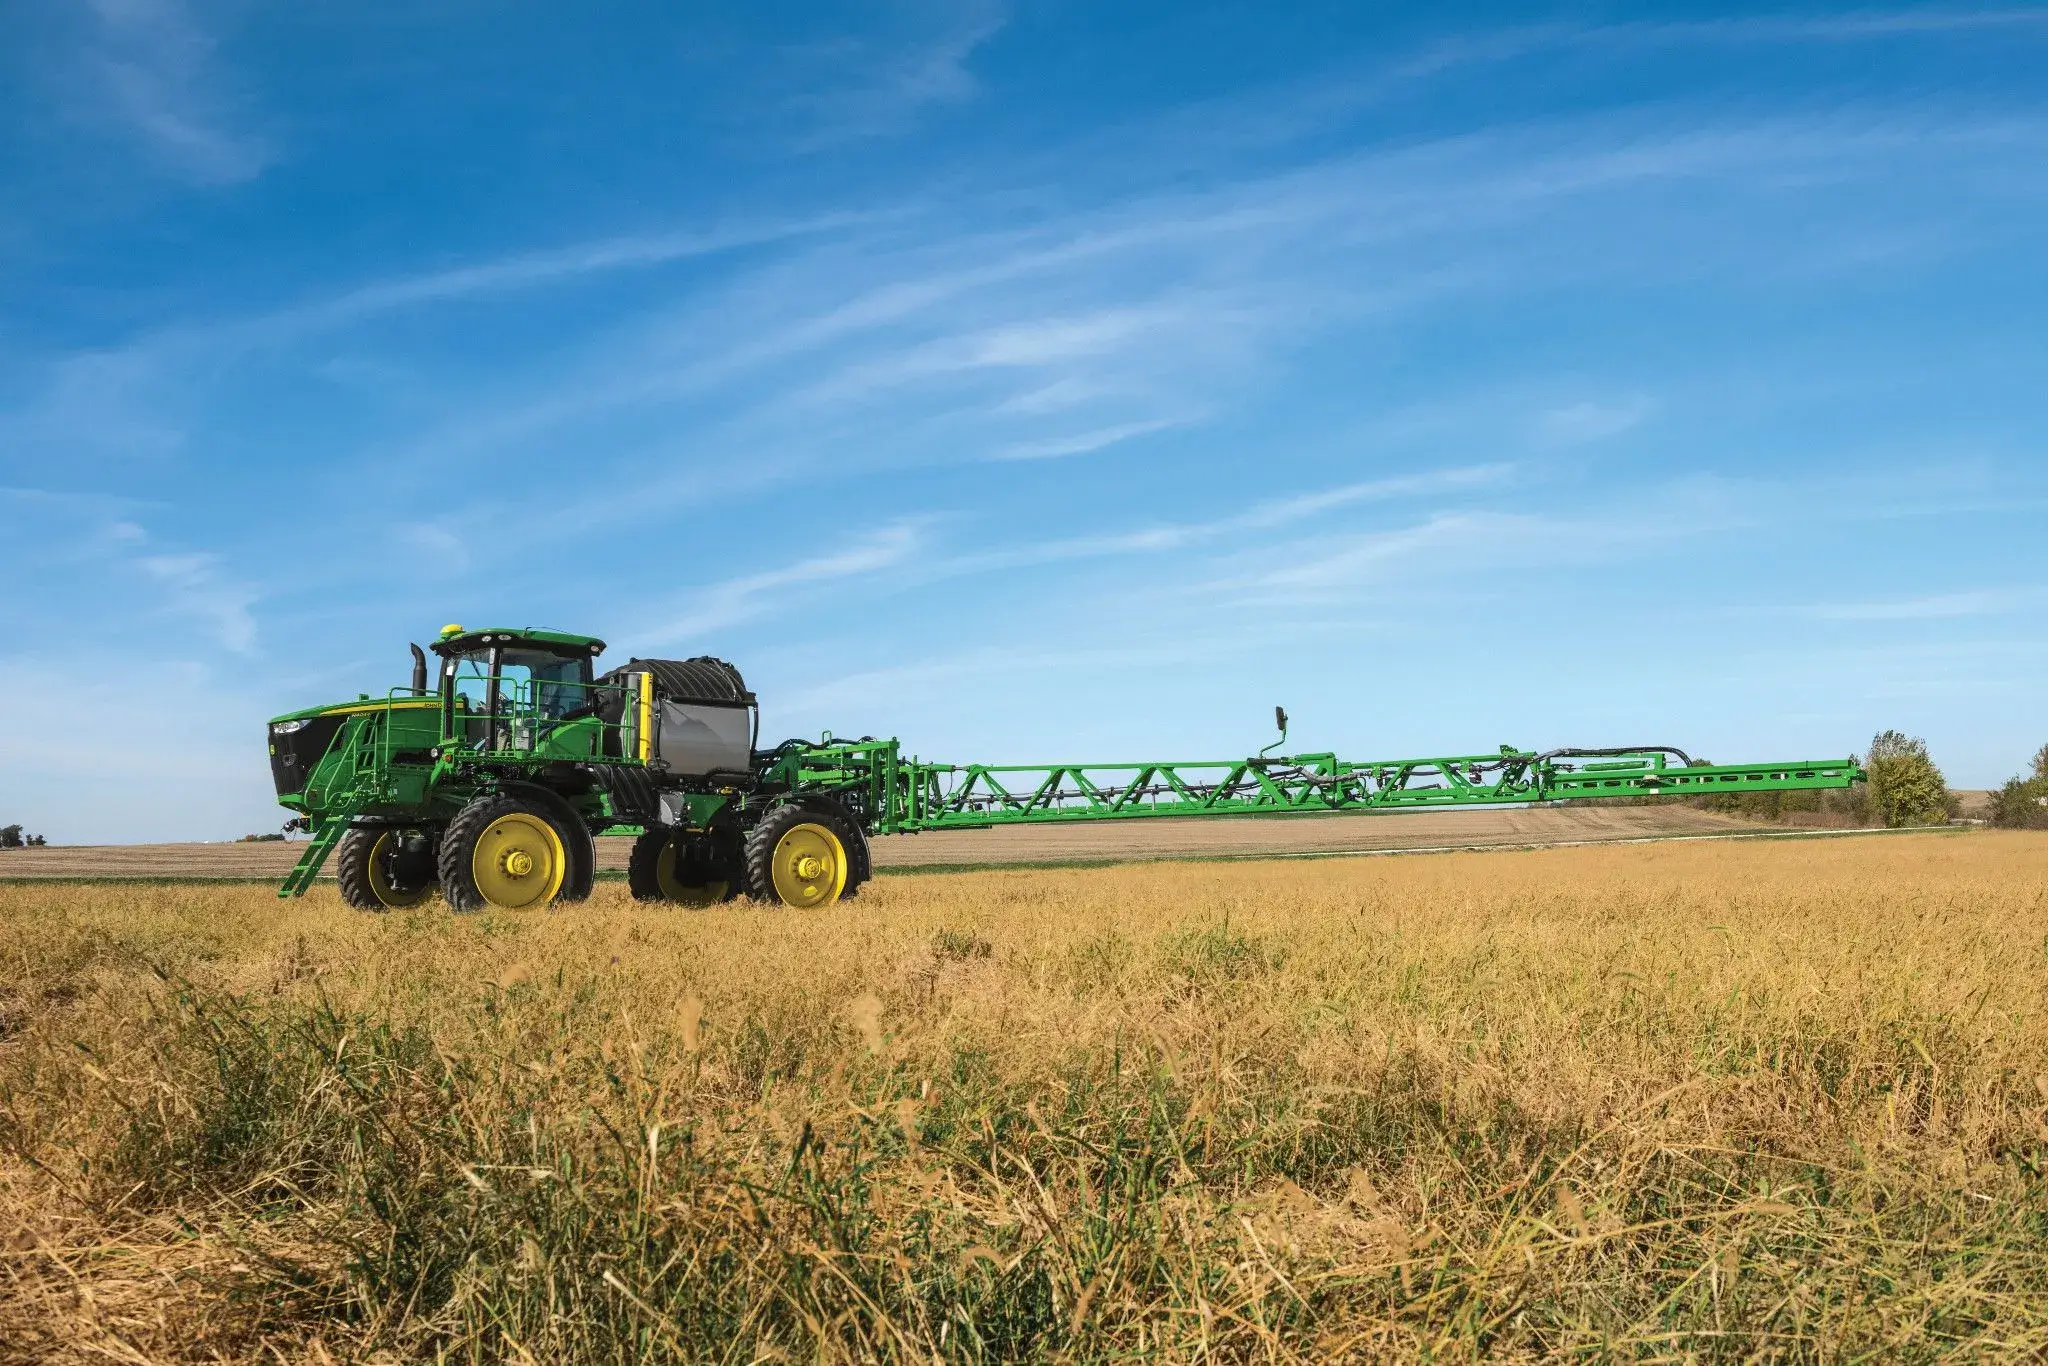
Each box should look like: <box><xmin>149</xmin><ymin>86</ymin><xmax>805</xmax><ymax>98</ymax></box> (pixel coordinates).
<box><xmin>1533</xmin><ymin>745</ymin><xmax>1696</xmax><ymax>768</ymax></box>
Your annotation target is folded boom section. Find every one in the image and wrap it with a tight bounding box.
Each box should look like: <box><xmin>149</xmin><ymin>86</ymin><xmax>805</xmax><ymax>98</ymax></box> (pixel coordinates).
<box><xmin>768</xmin><ymin>741</ymin><xmax>1864</xmax><ymax>835</ymax></box>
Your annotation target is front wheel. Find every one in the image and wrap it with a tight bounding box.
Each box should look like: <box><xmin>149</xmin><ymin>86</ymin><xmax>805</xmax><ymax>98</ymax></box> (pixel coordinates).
<box><xmin>335</xmin><ymin>826</ymin><xmax>437</xmax><ymax>911</ymax></box>
<box><xmin>744</xmin><ymin>805</ymin><xmax>850</xmax><ymax>908</ymax></box>
<box><xmin>438</xmin><ymin>794</ymin><xmax>571</xmax><ymax>912</ymax></box>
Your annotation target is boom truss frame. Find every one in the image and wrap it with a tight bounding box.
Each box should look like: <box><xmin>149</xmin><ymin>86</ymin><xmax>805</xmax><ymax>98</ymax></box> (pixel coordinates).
<box><xmin>762</xmin><ymin>740</ymin><xmax>1863</xmax><ymax>836</ymax></box>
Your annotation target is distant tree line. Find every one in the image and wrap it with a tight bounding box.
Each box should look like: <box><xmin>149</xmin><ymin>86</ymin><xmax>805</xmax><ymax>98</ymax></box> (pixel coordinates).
<box><xmin>1693</xmin><ymin>729</ymin><xmax>1953</xmax><ymax>828</ymax></box>
<box><xmin>1690</xmin><ymin>732</ymin><xmax>2048</xmax><ymax>830</ymax></box>
<box><xmin>0</xmin><ymin>824</ymin><xmax>47</xmax><ymax>849</ymax></box>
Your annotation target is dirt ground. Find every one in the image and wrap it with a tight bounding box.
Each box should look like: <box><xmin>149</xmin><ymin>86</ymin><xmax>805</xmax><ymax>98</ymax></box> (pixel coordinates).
<box><xmin>0</xmin><ymin>803</ymin><xmax>1795</xmax><ymax>880</ymax></box>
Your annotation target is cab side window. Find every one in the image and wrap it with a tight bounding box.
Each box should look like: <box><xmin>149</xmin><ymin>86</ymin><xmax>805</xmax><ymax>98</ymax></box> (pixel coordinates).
<box><xmin>451</xmin><ymin>657</ymin><xmax>490</xmax><ymax>711</ymax></box>
<box><xmin>496</xmin><ymin>661</ymin><xmax>536</xmax><ymax>713</ymax></box>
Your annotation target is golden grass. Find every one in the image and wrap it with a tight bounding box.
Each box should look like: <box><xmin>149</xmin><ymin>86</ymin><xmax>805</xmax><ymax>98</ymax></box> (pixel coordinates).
<box><xmin>3</xmin><ymin>831</ymin><xmax>2045</xmax><ymax>1361</ymax></box>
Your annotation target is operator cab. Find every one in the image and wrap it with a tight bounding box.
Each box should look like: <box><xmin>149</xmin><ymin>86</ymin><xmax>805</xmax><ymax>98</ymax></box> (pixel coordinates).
<box><xmin>431</xmin><ymin>626</ymin><xmax>608</xmax><ymax>746</ymax></box>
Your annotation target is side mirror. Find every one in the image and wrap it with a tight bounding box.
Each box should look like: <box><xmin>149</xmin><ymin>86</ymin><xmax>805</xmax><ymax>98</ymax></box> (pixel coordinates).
<box><xmin>1260</xmin><ymin>705</ymin><xmax>1290</xmax><ymax>758</ymax></box>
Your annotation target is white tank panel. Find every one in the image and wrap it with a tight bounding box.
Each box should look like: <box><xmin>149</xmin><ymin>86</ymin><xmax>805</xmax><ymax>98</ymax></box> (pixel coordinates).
<box><xmin>655</xmin><ymin>701</ymin><xmax>752</xmax><ymax>775</ymax></box>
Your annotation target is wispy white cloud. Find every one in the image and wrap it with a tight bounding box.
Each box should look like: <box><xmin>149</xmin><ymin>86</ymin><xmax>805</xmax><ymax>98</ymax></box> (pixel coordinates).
<box><xmin>773</xmin><ymin>0</ymin><xmax>1007</xmax><ymax>148</ymax></box>
<box><xmin>1238</xmin><ymin>511</ymin><xmax>1534</xmax><ymax>596</ymax></box>
<box><xmin>394</xmin><ymin>521</ymin><xmax>472</xmax><ymax>575</ymax></box>
<box><xmin>1595</xmin><ymin>8</ymin><xmax>2048</xmax><ymax>46</ymax></box>
<box><xmin>1805</xmin><ymin>588</ymin><xmax>2044</xmax><ymax>621</ymax></box>
<box><xmin>81</xmin><ymin>0</ymin><xmax>267</xmax><ymax>183</ymax></box>
<box><xmin>4</xmin><ymin>494</ymin><xmax>266</xmax><ymax>652</ymax></box>
<box><xmin>137</xmin><ymin>550</ymin><xmax>258</xmax><ymax>652</ymax></box>
<box><xmin>262</xmin><ymin>214</ymin><xmax>882</xmax><ymax>338</ymax></box>
<box><xmin>0</xmin><ymin>212</ymin><xmax>873</xmax><ymax>465</ymax></box>
<box><xmin>1197</xmin><ymin>464</ymin><xmax>2048</xmax><ymax>615</ymax></box>
<box><xmin>350</xmin><ymin>103</ymin><xmax>2048</xmax><ymax>496</ymax></box>
<box><xmin>775</xmin><ymin>638</ymin><xmax>1219</xmax><ymax>720</ymax></box>
<box><xmin>1233</xmin><ymin>464</ymin><xmax>1516</xmax><ymax>529</ymax></box>
<box><xmin>989</xmin><ymin>416</ymin><xmax>1194</xmax><ymax>461</ymax></box>
<box><xmin>1536</xmin><ymin>397</ymin><xmax>1654</xmax><ymax>444</ymax></box>
<box><xmin>792</xmin><ymin>305</ymin><xmax>1185</xmax><ymax>407</ymax></box>
<box><xmin>933</xmin><ymin>463</ymin><xmax>1517</xmax><ymax>575</ymax></box>
<box><xmin>638</xmin><ymin>521</ymin><xmax>928</xmax><ymax>646</ymax></box>
<box><xmin>615</xmin><ymin>464</ymin><xmax>1515</xmax><ymax>650</ymax></box>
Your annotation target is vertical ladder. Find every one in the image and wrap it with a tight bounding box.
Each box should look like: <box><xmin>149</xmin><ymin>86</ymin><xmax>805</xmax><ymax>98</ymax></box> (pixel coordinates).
<box><xmin>277</xmin><ymin>818</ymin><xmax>346</xmax><ymax>899</ymax></box>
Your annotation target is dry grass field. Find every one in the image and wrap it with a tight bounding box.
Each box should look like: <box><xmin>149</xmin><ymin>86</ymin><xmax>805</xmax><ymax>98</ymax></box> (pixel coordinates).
<box><xmin>3</xmin><ymin>831</ymin><xmax>2045</xmax><ymax>1361</ymax></box>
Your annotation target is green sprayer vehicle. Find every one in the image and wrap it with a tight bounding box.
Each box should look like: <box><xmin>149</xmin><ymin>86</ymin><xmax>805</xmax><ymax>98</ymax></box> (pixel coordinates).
<box><xmin>268</xmin><ymin>624</ymin><xmax>1867</xmax><ymax>912</ymax></box>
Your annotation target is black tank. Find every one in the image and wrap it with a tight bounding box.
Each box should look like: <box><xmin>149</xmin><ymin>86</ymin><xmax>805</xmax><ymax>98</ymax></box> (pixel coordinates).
<box><xmin>599</xmin><ymin>656</ymin><xmax>754</xmax><ymax>706</ymax></box>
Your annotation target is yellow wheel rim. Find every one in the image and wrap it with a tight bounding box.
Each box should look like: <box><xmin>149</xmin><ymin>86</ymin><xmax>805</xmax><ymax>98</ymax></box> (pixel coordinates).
<box><xmin>471</xmin><ymin>811</ymin><xmax>566</xmax><ymax>910</ymax></box>
<box><xmin>366</xmin><ymin>830</ymin><xmax>434</xmax><ymax>909</ymax></box>
<box><xmin>769</xmin><ymin>822</ymin><xmax>846</xmax><ymax>908</ymax></box>
<box><xmin>654</xmin><ymin>840</ymin><xmax>729</xmax><ymax>907</ymax></box>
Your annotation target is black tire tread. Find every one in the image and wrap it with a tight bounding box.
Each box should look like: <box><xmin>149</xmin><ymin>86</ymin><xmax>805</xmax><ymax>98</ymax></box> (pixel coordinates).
<box><xmin>559</xmin><ymin>821</ymin><xmax>596</xmax><ymax>903</ymax></box>
<box><xmin>438</xmin><ymin>793</ymin><xmax>571</xmax><ymax>913</ymax></box>
<box><xmin>627</xmin><ymin>830</ymin><xmax>668</xmax><ymax>902</ymax></box>
<box><xmin>744</xmin><ymin>803</ymin><xmax>859</xmax><ymax>907</ymax></box>
<box><xmin>799</xmin><ymin>798</ymin><xmax>871</xmax><ymax>899</ymax></box>
<box><xmin>334</xmin><ymin>826</ymin><xmax>385</xmax><ymax>912</ymax></box>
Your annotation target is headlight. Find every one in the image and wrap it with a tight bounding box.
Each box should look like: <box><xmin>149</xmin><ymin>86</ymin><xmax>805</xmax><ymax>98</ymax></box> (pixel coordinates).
<box><xmin>272</xmin><ymin>719</ymin><xmax>311</xmax><ymax>735</ymax></box>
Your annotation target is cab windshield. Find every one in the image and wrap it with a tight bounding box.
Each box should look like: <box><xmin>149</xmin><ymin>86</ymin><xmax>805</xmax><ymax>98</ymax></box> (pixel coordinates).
<box><xmin>447</xmin><ymin>647</ymin><xmax>591</xmax><ymax>719</ymax></box>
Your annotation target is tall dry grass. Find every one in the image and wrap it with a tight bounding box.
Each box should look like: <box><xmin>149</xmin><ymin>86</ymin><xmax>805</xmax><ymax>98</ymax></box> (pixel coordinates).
<box><xmin>3</xmin><ymin>831</ymin><xmax>2046</xmax><ymax>1361</ymax></box>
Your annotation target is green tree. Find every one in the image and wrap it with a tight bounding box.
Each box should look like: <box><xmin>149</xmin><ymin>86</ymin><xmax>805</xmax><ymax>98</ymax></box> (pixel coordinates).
<box><xmin>0</xmin><ymin>824</ymin><xmax>21</xmax><ymax>850</ymax></box>
<box><xmin>1989</xmin><ymin>776</ymin><xmax>2048</xmax><ymax>828</ymax></box>
<box><xmin>1864</xmin><ymin>730</ymin><xmax>1949</xmax><ymax>828</ymax></box>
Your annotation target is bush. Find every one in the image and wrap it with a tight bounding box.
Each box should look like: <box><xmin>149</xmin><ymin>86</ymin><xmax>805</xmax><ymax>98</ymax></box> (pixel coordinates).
<box><xmin>1988</xmin><ymin>777</ymin><xmax>2048</xmax><ymax>829</ymax></box>
<box><xmin>1987</xmin><ymin>742</ymin><xmax>2048</xmax><ymax>829</ymax></box>
<box><xmin>0</xmin><ymin>825</ymin><xmax>40</xmax><ymax>850</ymax></box>
<box><xmin>1864</xmin><ymin>731</ymin><xmax>1949</xmax><ymax>829</ymax></box>
<box><xmin>1694</xmin><ymin>787</ymin><xmax>1868</xmax><ymax>824</ymax></box>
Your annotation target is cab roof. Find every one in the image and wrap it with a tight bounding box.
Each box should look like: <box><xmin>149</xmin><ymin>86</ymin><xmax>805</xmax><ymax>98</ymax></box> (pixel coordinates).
<box><xmin>430</xmin><ymin>626</ymin><xmax>606</xmax><ymax>658</ymax></box>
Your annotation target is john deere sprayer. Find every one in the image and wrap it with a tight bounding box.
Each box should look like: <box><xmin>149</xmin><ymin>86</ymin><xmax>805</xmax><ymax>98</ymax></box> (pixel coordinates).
<box><xmin>267</xmin><ymin>624</ymin><xmax>1865</xmax><ymax>911</ymax></box>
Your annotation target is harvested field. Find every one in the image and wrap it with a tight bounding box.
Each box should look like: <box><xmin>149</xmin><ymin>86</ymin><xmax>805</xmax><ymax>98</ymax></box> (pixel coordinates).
<box><xmin>4</xmin><ymin>829</ymin><xmax>2045</xmax><ymax>1360</ymax></box>
<box><xmin>0</xmin><ymin>801</ymin><xmax>1785</xmax><ymax>881</ymax></box>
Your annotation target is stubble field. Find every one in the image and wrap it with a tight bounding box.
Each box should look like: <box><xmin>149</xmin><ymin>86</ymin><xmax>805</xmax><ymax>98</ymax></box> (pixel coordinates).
<box><xmin>2</xmin><ymin>831</ymin><xmax>2045</xmax><ymax>1361</ymax></box>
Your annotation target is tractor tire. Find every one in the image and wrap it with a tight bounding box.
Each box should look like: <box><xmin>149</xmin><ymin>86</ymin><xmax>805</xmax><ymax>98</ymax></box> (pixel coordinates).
<box><xmin>743</xmin><ymin>804</ymin><xmax>853</xmax><ymax>909</ymax></box>
<box><xmin>500</xmin><ymin>783</ymin><xmax>595</xmax><ymax>904</ymax></box>
<box><xmin>558</xmin><ymin>821</ymin><xmax>597</xmax><ymax>903</ymax></box>
<box><xmin>438</xmin><ymin>793</ymin><xmax>574</xmax><ymax>913</ymax></box>
<box><xmin>628</xmin><ymin>829</ymin><xmax>743</xmax><ymax>906</ymax></box>
<box><xmin>798</xmin><ymin>798</ymin><xmax>871</xmax><ymax>900</ymax></box>
<box><xmin>335</xmin><ymin>826</ymin><xmax>437</xmax><ymax>911</ymax></box>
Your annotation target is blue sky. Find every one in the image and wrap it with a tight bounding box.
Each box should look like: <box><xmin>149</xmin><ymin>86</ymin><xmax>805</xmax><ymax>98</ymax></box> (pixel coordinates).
<box><xmin>3</xmin><ymin>2</ymin><xmax>2045</xmax><ymax>843</ymax></box>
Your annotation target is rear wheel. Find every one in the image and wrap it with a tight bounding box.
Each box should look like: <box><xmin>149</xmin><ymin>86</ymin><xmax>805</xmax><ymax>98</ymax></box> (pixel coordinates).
<box><xmin>798</xmin><ymin>798</ymin><xmax>870</xmax><ymax>899</ymax></box>
<box><xmin>628</xmin><ymin>829</ymin><xmax>741</xmax><ymax>906</ymax></box>
<box><xmin>557</xmin><ymin>820</ymin><xmax>597</xmax><ymax>903</ymax></box>
<box><xmin>335</xmin><ymin>826</ymin><xmax>437</xmax><ymax>911</ymax></box>
<box><xmin>744</xmin><ymin>805</ymin><xmax>850</xmax><ymax>908</ymax></box>
<box><xmin>439</xmin><ymin>794</ymin><xmax>570</xmax><ymax>912</ymax></box>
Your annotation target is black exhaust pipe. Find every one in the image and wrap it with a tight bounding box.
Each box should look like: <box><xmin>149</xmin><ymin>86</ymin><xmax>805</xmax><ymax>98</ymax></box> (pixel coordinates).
<box><xmin>409</xmin><ymin>643</ymin><xmax>428</xmax><ymax>696</ymax></box>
